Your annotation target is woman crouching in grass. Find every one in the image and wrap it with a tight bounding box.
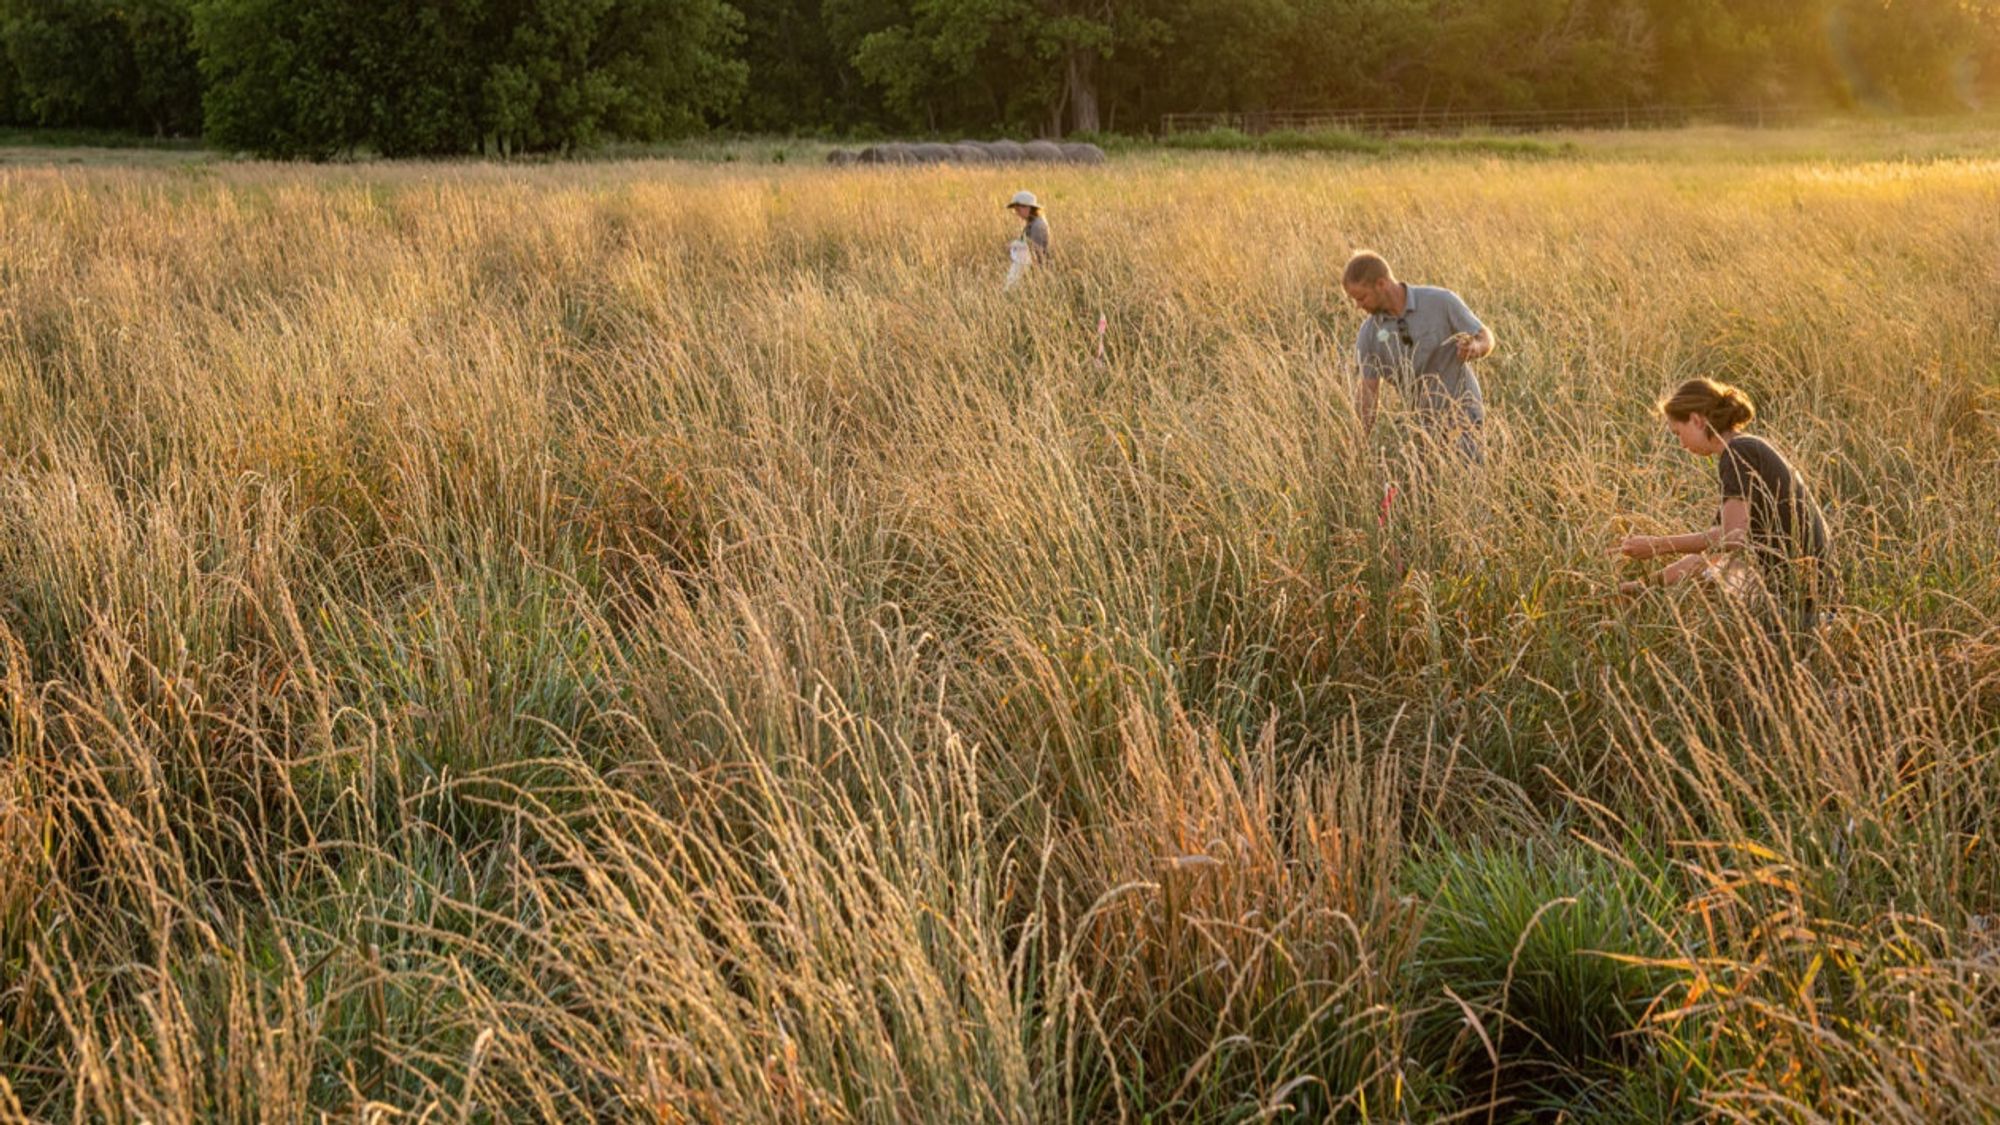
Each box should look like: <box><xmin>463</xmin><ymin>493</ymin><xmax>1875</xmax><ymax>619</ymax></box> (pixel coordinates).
<box><xmin>1613</xmin><ymin>378</ymin><xmax>1835</xmax><ymax>632</ymax></box>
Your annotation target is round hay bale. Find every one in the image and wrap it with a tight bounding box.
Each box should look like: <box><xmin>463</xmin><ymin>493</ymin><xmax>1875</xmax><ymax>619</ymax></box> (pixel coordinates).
<box><xmin>1022</xmin><ymin>140</ymin><xmax>1064</xmax><ymax>162</ymax></box>
<box><xmin>985</xmin><ymin>139</ymin><xmax>1027</xmax><ymax>162</ymax></box>
<box><xmin>951</xmin><ymin>142</ymin><xmax>993</xmax><ymax>163</ymax></box>
<box><xmin>1060</xmin><ymin>142</ymin><xmax>1107</xmax><ymax>165</ymax></box>
<box><xmin>826</xmin><ymin>149</ymin><xmax>856</xmax><ymax>166</ymax></box>
<box><xmin>910</xmin><ymin>142</ymin><xmax>956</xmax><ymax>163</ymax></box>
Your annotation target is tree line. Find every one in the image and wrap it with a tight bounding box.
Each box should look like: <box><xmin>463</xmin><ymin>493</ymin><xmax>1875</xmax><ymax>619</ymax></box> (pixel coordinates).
<box><xmin>0</xmin><ymin>0</ymin><xmax>1993</xmax><ymax>156</ymax></box>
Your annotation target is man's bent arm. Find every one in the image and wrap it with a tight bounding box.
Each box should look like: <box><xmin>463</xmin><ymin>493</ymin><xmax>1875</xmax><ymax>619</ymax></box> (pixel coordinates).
<box><xmin>1356</xmin><ymin>376</ymin><xmax>1380</xmax><ymax>436</ymax></box>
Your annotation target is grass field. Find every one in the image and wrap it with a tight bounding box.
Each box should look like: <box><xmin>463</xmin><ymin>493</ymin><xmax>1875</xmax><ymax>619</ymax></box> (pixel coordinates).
<box><xmin>0</xmin><ymin>127</ymin><xmax>1997</xmax><ymax>1121</ymax></box>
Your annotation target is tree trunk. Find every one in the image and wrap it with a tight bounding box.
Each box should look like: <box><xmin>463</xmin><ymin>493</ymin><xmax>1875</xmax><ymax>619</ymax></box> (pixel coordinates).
<box><xmin>1066</xmin><ymin>49</ymin><xmax>1101</xmax><ymax>135</ymax></box>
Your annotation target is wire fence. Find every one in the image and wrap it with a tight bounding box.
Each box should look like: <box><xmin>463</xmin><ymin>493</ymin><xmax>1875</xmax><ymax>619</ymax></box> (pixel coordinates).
<box><xmin>1158</xmin><ymin>104</ymin><xmax>1812</xmax><ymax>136</ymax></box>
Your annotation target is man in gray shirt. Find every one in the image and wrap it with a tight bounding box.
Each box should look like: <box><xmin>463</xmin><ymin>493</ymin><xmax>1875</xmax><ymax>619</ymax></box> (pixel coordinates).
<box><xmin>1342</xmin><ymin>250</ymin><xmax>1497</xmax><ymax>461</ymax></box>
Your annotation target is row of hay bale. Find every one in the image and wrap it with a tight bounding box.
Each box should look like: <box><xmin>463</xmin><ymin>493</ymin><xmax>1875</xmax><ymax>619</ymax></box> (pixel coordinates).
<box><xmin>827</xmin><ymin>140</ymin><xmax>1106</xmax><ymax>166</ymax></box>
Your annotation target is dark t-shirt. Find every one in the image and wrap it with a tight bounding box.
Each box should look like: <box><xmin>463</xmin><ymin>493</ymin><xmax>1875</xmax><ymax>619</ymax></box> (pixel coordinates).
<box><xmin>1717</xmin><ymin>434</ymin><xmax>1829</xmax><ymax>575</ymax></box>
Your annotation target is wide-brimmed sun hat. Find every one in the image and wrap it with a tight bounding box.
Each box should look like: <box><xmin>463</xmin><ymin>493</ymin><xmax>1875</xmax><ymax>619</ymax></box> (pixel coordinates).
<box><xmin>1006</xmin><ymin>190</ymin><xmax>1040</xmax><ymax>209</ymax></box>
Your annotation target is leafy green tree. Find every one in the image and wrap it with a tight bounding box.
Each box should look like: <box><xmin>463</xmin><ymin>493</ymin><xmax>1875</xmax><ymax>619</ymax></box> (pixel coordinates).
<box><xmin>360</xmin><ymin>1</ymin><xmax>486</xmax><ymax>157</ymax></box>
<box><xmin>126</xmin><ymin>0</ymin><xmax>204</xmax><ymax>134</ymax></box>
<box><xmin>0</xmin><ymin>54</ymin><xmax>19</xmax><ymax>126</ymax></box>
<box><xmin>1271</xmin><ymin>0</ymin><xmax>1429</xmax><ymax>111</ymax></box>
<box><xmin>837</xmin><ymin>0</ymin><xmax>1170</xmax><ymax>134</ymax></box>
<box><xmin>1647</xmin><ymin>0</ymin><xmax>1837</xmax><ymax>106</ymax></box>
<box><xmin>192</xmin><ymin>0</ymin><xmax>368</xmax><ymax>156</ymax></box>
<box><xmin>1829</xmin><ymin>0</ymin><xmax>1997</xmax><ymax>110</ymax></box>
<box><xmin>1</xmin><ymin>0</ymin><xmax>200</xmax><ymax>133</ymax></box>
<box><xmin>3</xmin><ymin>0</ymin><xmax>135</xmax><ymax>127</ymax></box>
<box><xmin>732</xmin><ymin>0</ymin><xmax>877</xmax><ymax>131</ymax></box>
<box><xmin>478</xmin><ymin>0</ymin><xmax>746</xmax><ymax>153</ymax></box>
<box><xmin>194</xmin><ymin>0</ymin><xmax>744</xmax><ymax>157</ymax></box>
<box><xmin>1413</xmin><ymin>0</ymin><xmax>1656</xmax><ymax>110</ymax></box>
<box><xmin>3</xmin><ymin>0</ymin><xmax>1994</xmax><ymax>146</ymax></box>
<box><xmin>1130</xmin><ymin>0</ymin><xmax>1300</xmax><ymax>117</ymax></box>
<box><xmin>834</xmin><ymin>0</ymin><xmax>1006</xmax><ymax>131</ymax></box>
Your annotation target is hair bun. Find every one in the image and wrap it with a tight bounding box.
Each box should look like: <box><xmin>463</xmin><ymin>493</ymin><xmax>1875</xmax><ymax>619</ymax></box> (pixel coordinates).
<box><xmin>1717</xmin><ymin>386</ymin><xmax>1755</xmax><ymax>429</ymax></box>
<box><xmin>1659</xmin><ymin>377</ymin><xmax>1757</xmax><ymax>431</ymax></box>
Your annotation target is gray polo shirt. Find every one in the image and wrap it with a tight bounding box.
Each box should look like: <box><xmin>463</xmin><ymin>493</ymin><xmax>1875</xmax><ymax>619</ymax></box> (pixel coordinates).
<box><xmin>1354</xmin><ymin>284</ymin><xmax>1487</xmax><ymax>427</ymax></box>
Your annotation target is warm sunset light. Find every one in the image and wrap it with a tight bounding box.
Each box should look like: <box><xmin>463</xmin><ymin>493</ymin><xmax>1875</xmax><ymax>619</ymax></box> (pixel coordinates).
<box><xmin>0</xmin><ymin>1</ymin><xmax>1996</xmax><ymax>1121</ymax></box>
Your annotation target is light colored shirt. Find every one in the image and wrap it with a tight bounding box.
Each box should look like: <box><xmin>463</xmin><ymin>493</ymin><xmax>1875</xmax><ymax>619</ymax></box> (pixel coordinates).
<box><xmin>1354</xmin><ymin>283</ymin><xmax>1486</xmax><ymax>427</ymax></box>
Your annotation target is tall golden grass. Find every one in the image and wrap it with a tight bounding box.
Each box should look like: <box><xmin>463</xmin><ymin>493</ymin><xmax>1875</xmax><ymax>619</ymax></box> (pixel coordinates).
<box><xmin>0</xmin><ymin>143</ymin><xmax>1996</xmax><ymax>1121</ymax></box>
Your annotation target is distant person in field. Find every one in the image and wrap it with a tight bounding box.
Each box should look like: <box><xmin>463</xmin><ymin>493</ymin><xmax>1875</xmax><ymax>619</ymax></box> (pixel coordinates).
<box><xmin>1342</xmin><ymin>250</ymin><xmax>1496</xmax><ymax>463</ymax></box>
<box><xmin>1004</xmin><ymin>191</ymin><xmax>1049</xmax><ymax>289</ymax></box>
<box><xmin>1008</xmin><ymin>190</ymin><xmax>1050</xmax><ymax>260</ymax></box>
<box><xmin>1613</xmin><ymin>378</ymin><xmax>1834</xmax><ymax>630</ymax></box>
